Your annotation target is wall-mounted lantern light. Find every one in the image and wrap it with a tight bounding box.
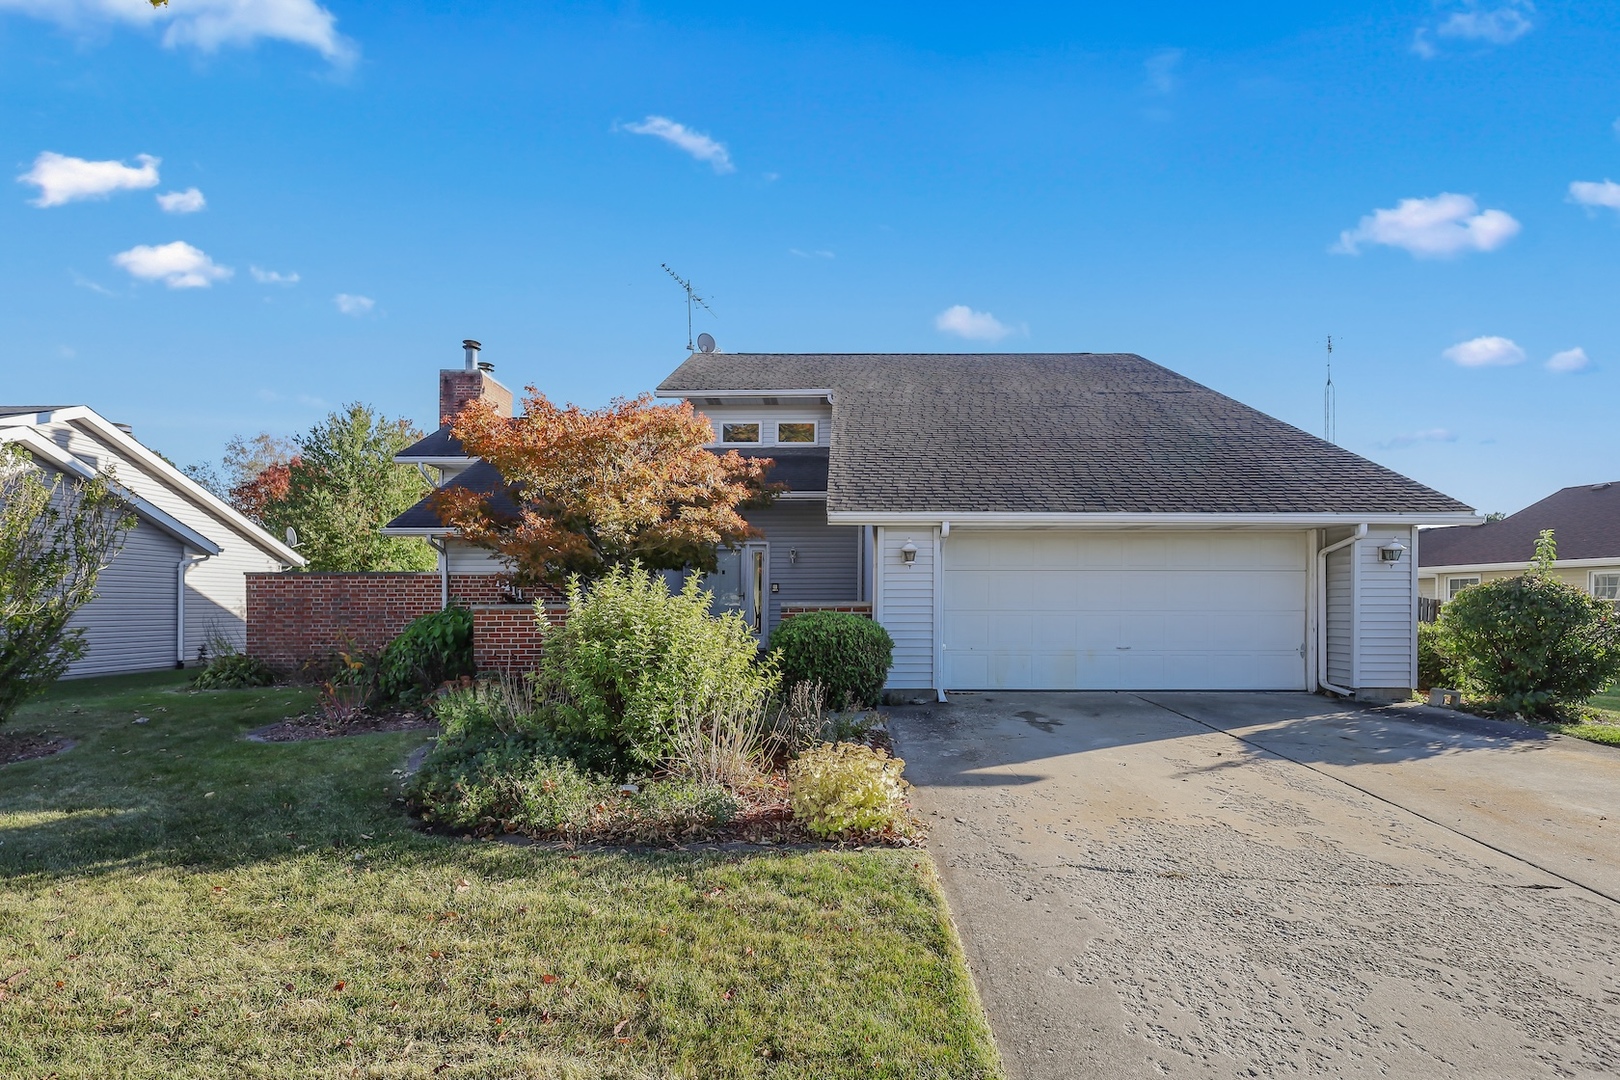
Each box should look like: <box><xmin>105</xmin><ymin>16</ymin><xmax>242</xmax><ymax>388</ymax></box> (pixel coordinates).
<box><xmin>900</xmin><ymin>538</ymin><xmax>918</xmax><ymax>567</ymax></box>
<box><xmin>789</xmin><ymin>548</ymin><xmax>799</xmax><ymax>565</ymax></box>
<box><xmin>1377</xmin><ymin>539</ymin><xmax>1407</xmax><ymax>564</ymax></box>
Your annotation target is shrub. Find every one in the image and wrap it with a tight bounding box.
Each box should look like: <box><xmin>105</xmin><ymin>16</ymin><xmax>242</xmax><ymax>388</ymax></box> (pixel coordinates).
<box><xmin>666</xmin><ymin>691</ymin><xmax>773</xmax><ymax>791</ymax></box>
<box><xmin>433</xmin><ymin>676</ymin><xmax>541</xmax><ymax>740</ymax></box>
<box><xmin>540</xmin><ymin>565</ymin><xmax>778</xmax><ymax>772</ymax></box>
<box><xmin>1440</xmin><ymin>571</ymin><xmax>1620</xmax><ymax>715</ymax></box>
<box><xmin>1416</xmin><ymin>622</ymin><xmax>1461</xmax><ymax>691</ymax></box>
<box><xmin>768</xmin><ymin>611</ymin><xmax>893</xmax><ymax>709</ymax></box>
<box><xmin>788</xmin><ymin>741</ymin><xmax>911</xmax><ymax>839</ymax></box>
<box><xmin>374</xmin><ymin>607</ymin><xmax>475</xmax><ymax>706</ymax></box>
<box><xmin>192</xmin><ymin>652</ymin><xmax>275</xmax><ymax>689</ymax></box>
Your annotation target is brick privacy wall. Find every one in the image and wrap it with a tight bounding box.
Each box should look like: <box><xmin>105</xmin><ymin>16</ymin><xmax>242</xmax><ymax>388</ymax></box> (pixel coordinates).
<box><xmin>780</xmin><ymin>602</ymin><xmax>873</xmax><ymax>620</ymax></box>
<box><xmin>246</xmin><ymin>572</ymin><xmax>554</xmax><ymax>671</ymax></box>
<box><xmin>471</xmin><ymin>605</ymin><xmax>566</xmax><ymax>677</ymax></box>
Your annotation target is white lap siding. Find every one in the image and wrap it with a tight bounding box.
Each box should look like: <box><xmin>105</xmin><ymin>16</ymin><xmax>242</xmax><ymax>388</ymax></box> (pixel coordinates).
<box><xmin>184</xmin><ymin>543</ymin><xmax>284</xmax><ymax>662</ymax></box>
<box><xmin>1325</xmin><ymin>543</ymin><xmax>1354</xmax><ymax>688</ymax></box>
<box><xmin>65</xmin><ymin>518</ymin><xmax>183</xmax><ymax>677</ymax></box>
<box><xmin>1355</xmin><ymin>526</ymin><xmax>1418</xmax><ymax>693</ymax></box>
<box><xmin>873</xmin><ymin>527</ymin><xmax>938</xmax><ymax>690</ymax></box>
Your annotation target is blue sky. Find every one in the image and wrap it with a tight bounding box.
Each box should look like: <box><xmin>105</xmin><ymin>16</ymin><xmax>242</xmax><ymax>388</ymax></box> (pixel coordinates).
<box><xmin>2</xmin><ymin>1</ymin><xmax>1617</xmax><ymax>514</ymax></box>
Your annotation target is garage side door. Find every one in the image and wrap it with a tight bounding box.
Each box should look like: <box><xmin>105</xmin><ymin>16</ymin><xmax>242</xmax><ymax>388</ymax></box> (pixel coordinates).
<box><xmin>942</xmin><ymin>530</ymin><xmax>1308</xmax><ymax>691</ymax></box>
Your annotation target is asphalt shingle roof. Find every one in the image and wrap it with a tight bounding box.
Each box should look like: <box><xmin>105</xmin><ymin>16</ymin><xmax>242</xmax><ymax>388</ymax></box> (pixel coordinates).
<box><xmin>1420</xmin><ymin>482</ymin><xmax>1620</xmax><ymax>566</ymax></box>
<box><xmin>658</xmin><ymin>353</ymin><xmax>1473</xmax><ymax>516</ymax></box>
<box><xmin>395</xmin><ymin>425</ymin><xmax>468</xmax><ymax>459</ymax></box>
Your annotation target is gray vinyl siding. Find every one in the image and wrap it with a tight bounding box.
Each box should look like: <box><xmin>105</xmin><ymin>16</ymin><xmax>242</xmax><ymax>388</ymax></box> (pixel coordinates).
<box><xmin>742</xmin><ymin>501</ymin><xmax>861</xmax><ymax>637</ymax></box>
<box><xmin>1325</xmin><ymin>544</ymin><xmax>1353</xmax><ymax>688</ymax></box>
<box><xmin>65</xmin><ymin>518</ymin><xmax>182</xmax><ymax>677</ymax></box>
<box><xmin>1356</xmin><ymin>526</ymin><xmax>1417</xmax><ymax>690</ymax></box>
<box><xmin>693</xmin><ymin>404</ymin><xmax>833</xmax><ymax>447</ymax></box>
<box><xmin>875</xmin><ymin>526</ymin><xmax>937</xmax><ymax>689</ymax></box>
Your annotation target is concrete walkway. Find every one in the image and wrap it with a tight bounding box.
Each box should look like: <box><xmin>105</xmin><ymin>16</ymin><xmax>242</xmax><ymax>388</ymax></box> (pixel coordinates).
<box><xmin>890</xmin><ymin>692</ymin><xmax>1620</xmax><ymax>1079</ymax></box>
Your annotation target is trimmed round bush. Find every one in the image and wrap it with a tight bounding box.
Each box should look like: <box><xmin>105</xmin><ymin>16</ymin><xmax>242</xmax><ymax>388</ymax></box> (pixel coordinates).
<box><xmin>1440</xmin><ymin>572</ymin><xmax>1620</xmax><ymax>715</ymax></box>
<box><xmin>768</xmin><ymin>611</ymin><xmax>893</xmax><ymax>709</ymax></box>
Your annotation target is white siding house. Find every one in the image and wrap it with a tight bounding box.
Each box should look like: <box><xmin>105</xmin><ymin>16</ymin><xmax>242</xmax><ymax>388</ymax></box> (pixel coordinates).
<box><xmin>1</xmin><ymin>406</ymin><xmax>304</xmax><ymax>677</ymax></box>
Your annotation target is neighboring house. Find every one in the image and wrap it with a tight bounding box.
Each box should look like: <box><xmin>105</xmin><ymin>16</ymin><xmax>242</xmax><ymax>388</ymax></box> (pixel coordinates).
<box><xmin>386</xmin><ymin>348</ymin><xmax>1478</xmax><ymax>700</ymax></box>
<box><xmin>0</xmin><ymin>406</ymin><xmax>304</xmax><ymax>677</ymax></box>
<box><xmin>1419</xmin><ymin>482</ymin><xmax>1620</xmax><ymax>603</ymax></box>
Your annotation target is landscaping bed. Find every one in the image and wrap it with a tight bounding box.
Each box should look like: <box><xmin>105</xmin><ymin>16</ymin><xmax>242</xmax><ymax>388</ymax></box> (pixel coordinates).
<box><xmin>0</xmin><ymin>671</ymin><xmax>1002</xmax><ymax>1080</ymax></box>
<box><xmin>0</xmin><ymin>728</ymin><xmax>71</xmax><ymax>766</ymax></box>
<box><xmin>247</xmin><ymin>711</ymin><xmax>437</xmax><ymax>743</ymax></box>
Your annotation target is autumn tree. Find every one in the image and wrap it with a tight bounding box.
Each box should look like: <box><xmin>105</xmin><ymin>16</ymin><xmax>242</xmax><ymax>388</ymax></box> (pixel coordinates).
<box><xmin>1</xmin><ymin>446</ymin><xmax>134</xmax><ymax>724</ymax></box>
<box><xmin>184</xmin><ymin>432</ymin><xmax>298</xmax><ymax>522</ymax></box>
<box><xmin>262</xmin><ymin>404</ymin><xmax>436</xmax><ymax>572</ymax></box>
<box><xmin>433</xmin><ymin>390</ymin><xmax>776</xmax><ymax>588</ymax></box>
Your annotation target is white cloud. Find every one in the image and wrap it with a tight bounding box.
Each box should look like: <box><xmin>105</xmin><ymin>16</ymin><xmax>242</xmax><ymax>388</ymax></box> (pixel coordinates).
<box><xmin>1546</xmin><ymin>347</ymin><xmax>1591</xmax><ymax>374</ymax></box>
<box><xmin>1333</xmin><ymin>193</ymin><xmax>1519</xmax><ymax>257</ymax></box>
<box><xmin>18</xmin><ymin>151</ymin><xmax>159</xmax><ymax>207</ymax></box>
<box><xmin>0</xmin><ymin>0</ymin><xmax>354</xmax><ymax>62</ymax></box>
<box><xmin>620</xmin><ymin>116</ymin><xmax>735</xmax><ymax>174</ymax></box>
<box><xmin>111</xmin><ymin>241</ymin><xmax>231</xmax><ymax>289</ymax></box>
<box><xmin>789</xmin><ymin>248</ymin><xmax>834</xmax><ymax>259</ymax></box>
<box><xmin>1443</xmin><ymin>335</ymin><xmax>1525</xmax><ymax>367</ymax></box>
<box><xmin>935</xmin><ymin>305</ymin><xmax>1018</xmax><ymax>342</ymax></box>
<box><xmin>250</xmin><ymin>266</ymin><xmax>299</xmax><ymax>285</ymax></box>
<box><xmin>156</xmin><ymin>187</ymin><xmax>205</xmax><ymax>214</ymax></box>
<box><xmin>333</xmin><ymin>293</ymin><xmax>374</xmax><ymax>316</ymax></box>
<box><xmin>1145</xmin><ymin>48</ymin><xmax>1183</xmax><ymax>95</ymax></box>
<box><xmin>1569</xmin><ymin>179</ymin><xmax>1620</xmax><ymax>212</ymax></box>
<box><xmin>1414</xmin><ymin>2</ymin><xmax>1535</xmax><ymax>56</ymax></box>
<box><xmin>1381</xmin><ymin>428</ymin><xmax>1458</xmax><ymax>449</ymax></box>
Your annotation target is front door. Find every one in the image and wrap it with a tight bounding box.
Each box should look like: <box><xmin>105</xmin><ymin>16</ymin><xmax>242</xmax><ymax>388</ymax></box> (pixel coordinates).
<box><xmin>705</xmin><ymin>542</ymin><xmax>769</xmax><ymax>636</ymax></box>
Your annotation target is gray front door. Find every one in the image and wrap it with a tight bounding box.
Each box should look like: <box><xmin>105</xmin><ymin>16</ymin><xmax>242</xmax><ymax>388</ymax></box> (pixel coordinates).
<box><xmin>704</xmin><ymin>542</ymin><xmax>768</xmax><ymax>636</ymax></box>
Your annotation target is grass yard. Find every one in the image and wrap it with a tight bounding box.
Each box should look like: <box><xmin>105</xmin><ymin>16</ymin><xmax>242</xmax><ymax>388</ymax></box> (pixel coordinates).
<box><xmin>0</xmin><ymin>672</ymin><xmax>1002</xmax><ymax>1080</ymax></box>
<box><xmin>1548</xmin><ymin>687</ymin><xmax>1620</xmax><ymax>746</ymax></box>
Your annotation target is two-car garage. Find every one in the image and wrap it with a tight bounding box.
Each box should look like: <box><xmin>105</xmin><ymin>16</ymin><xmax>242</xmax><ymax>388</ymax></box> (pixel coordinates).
<box><xmin>939</xmin><ymin>530</ymin><xmax>1311</xmax><ymax>691</ymax></box>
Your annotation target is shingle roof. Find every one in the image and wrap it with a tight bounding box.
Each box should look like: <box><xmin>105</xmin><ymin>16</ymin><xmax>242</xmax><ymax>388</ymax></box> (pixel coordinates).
<box><xmin>386</xmin><ymin>448</ymin><xmax>828</xmax><ymax>531</ymax></box>
<box><xmin>1420</xmin><ymin>482</ymin><xmax>1620</xmax><ymax>566</ymax></box>
<box><xmin>658</xmin><ymin>353</ymin><xmax>1473</xmax><ymax>516</ymax></box>
<box><xmin>395</xmin><ymin>425</ymin><xmax>467</xmax><ymax>460</ymax></box>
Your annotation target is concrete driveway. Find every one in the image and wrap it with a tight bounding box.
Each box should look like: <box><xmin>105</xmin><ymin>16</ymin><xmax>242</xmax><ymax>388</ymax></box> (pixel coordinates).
<box><xmin>889</xmin><ymin>692</ymin><xmax>1620</xmax><ymax>1079</ymax></box>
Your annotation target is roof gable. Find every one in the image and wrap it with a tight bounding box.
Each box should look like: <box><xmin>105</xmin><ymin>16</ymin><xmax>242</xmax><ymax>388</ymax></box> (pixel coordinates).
<box><xmin>1420</xmin><ymin>482</ymin><xmax>1620</xmax><ymax>566</ymax></box>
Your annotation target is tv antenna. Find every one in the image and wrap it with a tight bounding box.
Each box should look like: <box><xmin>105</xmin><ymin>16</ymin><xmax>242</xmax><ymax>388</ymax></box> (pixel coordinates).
<box><xmin>1323</xmin><ymin>334</ymin><xmax>1336</xmax><ymax>444</ymax></box>
<box><xmin>661</xmin><ymin>263</ymin><xmax>715</xmax><ymax>353</ymax></box>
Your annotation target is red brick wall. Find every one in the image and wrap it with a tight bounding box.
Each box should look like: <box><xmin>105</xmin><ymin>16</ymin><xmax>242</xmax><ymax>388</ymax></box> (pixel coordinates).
<box><xmin>471</xmin><ymin>605</ymin><xmax>566</xmax><ymax>677</ymax></box>
<box><xmin>780</xmin><ymin>602</ymin><xmax>873</xmax><ymax>620</ymax></box>
<box><xmin>246</xmin><ymin>572</ymin><xmax>555</xmax><ymax>672</ymax></box>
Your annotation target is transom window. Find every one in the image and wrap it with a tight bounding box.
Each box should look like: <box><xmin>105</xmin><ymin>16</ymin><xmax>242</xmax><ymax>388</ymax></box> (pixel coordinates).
<box><xmin>1447</xmin><ymin>576</ymin><xmax>1480</xmax><ymax>600</ymax></box>
<box><xmin>777</xmin><ymin>422</ymin><xmax>816</xmax><ymax>443</ymax></box>
<box><xmin>720</xmin><ymin>422</ymin><xmax>760</xmax><ymax>444</ymax></box>
<box><xmin>1593</xmin><ymin>572</ymin><xmax>1620</xmax><ymax>601</ymax></box>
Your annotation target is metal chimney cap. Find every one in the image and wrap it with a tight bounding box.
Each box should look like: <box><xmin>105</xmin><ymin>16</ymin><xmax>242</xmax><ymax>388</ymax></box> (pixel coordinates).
<box><xmin>477</xmin><ymin>361</ymin><xmax>494</xmax><ymax>373</ymax></box>
<box><xmin>462</xmin><ymin>339</ymin><xmax>482</xmax><ymax>350</ymax></box>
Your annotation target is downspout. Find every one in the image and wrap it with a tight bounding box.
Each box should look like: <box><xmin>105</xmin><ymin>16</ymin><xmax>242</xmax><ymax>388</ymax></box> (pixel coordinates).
<box><xmin>176</xmin><ymin>552</ymin><xmax>209</xmax><ymax>667</ymax></box>
<box><xmin>1316</xmin><ymin>524</ymin><xmax>1366</xmax><ymax>697</ymax></box>
<box><xmin>428</xmin><ymin>536</ymin><xmax>448</xmax><ymax>610</ymax></box>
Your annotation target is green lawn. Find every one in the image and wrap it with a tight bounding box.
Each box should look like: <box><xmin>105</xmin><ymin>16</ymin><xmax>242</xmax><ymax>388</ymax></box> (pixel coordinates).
<box><xmin>0</xmin><ymin>673</ymin><xmax>1002</xmax><ymax>1080</ymax></box>
<box><xmin>1551</xmin><ymin>687</ymin><xmax>1620</xmax><ymax>746</ymax></box>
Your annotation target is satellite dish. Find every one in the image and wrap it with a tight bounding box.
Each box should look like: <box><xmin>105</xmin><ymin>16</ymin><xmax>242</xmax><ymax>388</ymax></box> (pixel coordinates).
<box><xmin>285</xmin><ymin>527</ymin><xmax>299</xmax><ymax>548</ymax></box>
<box><xmin>696</xmin><ymin>332</ymin><xmax>716</xmax><ymax>354</ymax></box>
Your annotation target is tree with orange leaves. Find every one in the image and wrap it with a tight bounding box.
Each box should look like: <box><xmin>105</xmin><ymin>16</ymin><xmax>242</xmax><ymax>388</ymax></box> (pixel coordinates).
<box><xmin>432</xmin><ymin>390</ymin><xmax>778</xmax><ymax>588</ymax></box>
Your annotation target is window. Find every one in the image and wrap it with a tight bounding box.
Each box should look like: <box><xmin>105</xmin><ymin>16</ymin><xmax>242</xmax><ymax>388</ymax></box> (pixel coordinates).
<box><xmin>720</xmin><ymin>422</ymin><xmax>760</xmax><ymax>444</ymax></box>
<box><xmin>1447</xmin><ymin>576</ymin><xmax>1479</xmax><ymax>600</ymax></box>
<box><xmin>1593</xmin><ymin>572</ymin><xmax>1620</xmax><ymax>601</ymax></box>
<box><xmin>777</xmin><ymin>422</ymin><xmax>816</xmax><ymax>443</ymax></box>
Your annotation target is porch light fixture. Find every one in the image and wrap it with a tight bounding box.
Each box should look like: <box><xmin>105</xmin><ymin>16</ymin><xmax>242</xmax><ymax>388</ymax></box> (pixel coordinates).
<box><xmin>899</xmin><ymin>538</ymin><xmax>918</xmax><ymax>566</ymax></box>
<box><xmin>1377</xmin><ymin>539</ymin><xmax>1407</xmax><ymax>564</ymax></box>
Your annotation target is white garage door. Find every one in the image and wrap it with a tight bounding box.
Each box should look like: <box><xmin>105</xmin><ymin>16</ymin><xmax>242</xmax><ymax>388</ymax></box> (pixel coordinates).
<box><xmin>942</xmin><ymin>530</ymin><xmax>1308</xmax><ymax>691</ymax></box>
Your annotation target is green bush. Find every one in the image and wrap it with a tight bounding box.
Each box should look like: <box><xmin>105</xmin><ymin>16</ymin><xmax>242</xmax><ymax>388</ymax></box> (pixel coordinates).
<box><xmin>404</xmin><ymin>730</ymin><xmax>737</xmax><ymax>840</ymax></box>
<box><xmin>540</xmin><ymin>565</ymin><xmax>778</xmax><ymax>772</ymax></box>
<box><xmin>788</xmin><ymin>741</ymin><xmax>911</xmax><ymax>839</ymax></box>
<box><xmin>1440</xmin><ymin>572</ymin><xmax>1620</xmax><ymax>715</ymax></box>
<box><xmin>374</xmin><ymin>607</ymin><xmax>475</xmax><ymax>706</ymax></box>
<box><xmin>768</xmin><ymin>611</ymin><xmax>894</xmax><ymax>709</ymax></box>
<box><xmin>1417</xmin><ymin>621</ymin><xmax>1461</xmax><ymax>691</ymax></box>
<box><xmin>193</xmin><ymin>652</ymin><xmax>275</xmax><ymax>689</ymax></box>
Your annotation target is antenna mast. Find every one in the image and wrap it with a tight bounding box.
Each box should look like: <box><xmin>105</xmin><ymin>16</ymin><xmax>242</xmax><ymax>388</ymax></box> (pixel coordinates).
<box><xmin>1323</xmin><ymin>334</ymin><xmax>1336</xmax><ymax>444</ymax></box>
<box><xmin>661</xmin><ymin>263</ymin><xmax>714</xmax><ymax>352</ymax></box>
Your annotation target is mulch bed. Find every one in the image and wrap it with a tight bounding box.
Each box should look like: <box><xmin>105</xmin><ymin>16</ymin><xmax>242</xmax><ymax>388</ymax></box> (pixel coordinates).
<box><xmin>0</xmin><ymin>730</ymin><xmax>74</xmax><ymax>766</ymax></box>
<box><xmin>247</xmin><ymin>712</ymin><xmax>437</xmax><ymax>743</ymax></box>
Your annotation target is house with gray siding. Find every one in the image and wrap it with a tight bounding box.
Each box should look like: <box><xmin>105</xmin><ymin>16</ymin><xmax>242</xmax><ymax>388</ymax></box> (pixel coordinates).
<box><xmin>385</xmin><ymin>346</ymin><xmax>1479</xmax><ymax>701</ymax></box>
<box><xmin>1</xmin><ymin>406</ymin><xmax>304</xmax><ymax>677</ymax></box>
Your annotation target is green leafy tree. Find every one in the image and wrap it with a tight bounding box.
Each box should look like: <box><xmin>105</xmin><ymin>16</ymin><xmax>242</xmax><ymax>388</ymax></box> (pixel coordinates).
<box><xmin>262</xmin><ymin>404</ymin><xmax>436</xmax><ymax>572</ymax></box>
<box><xmin>0</xmin><ymin>446</ymin><xmax>135</xmax><ymax>724</ymax></box>
<box><xmin>1439</xmin><ymin>529</ymin><xmax>1620</xmax><ymax>715</ymax></box>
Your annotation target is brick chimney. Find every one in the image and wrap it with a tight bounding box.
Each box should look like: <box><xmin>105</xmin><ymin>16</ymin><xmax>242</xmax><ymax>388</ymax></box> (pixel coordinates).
<box><xmin>439</xmin><ymin>339</ymin><xmax>514</xmax><ymax>426</ymax></box>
